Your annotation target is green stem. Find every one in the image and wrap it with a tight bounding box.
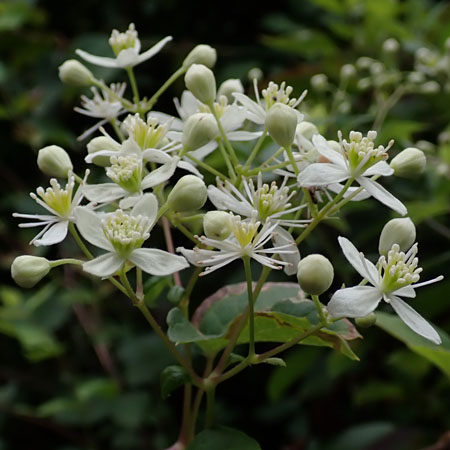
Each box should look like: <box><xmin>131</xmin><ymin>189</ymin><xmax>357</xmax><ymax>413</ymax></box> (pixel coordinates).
<box><xmin>242</xmin><ymin>129</ymin><xmax>268</xmax><ymax>170</ymax></box>
<box><xmin>185</xmin><ymin>153</ymin><xmax>228</xmax><ymax>181</ymax></box>
<box><xmin>217</xmin><ymin>139</ymin><xmax>237</xmax><ymax>182</ymax></box>
<box><xmin>243</xmin><ymin>257</ymin><xmax>255</xmax><ymax>358</ymax></box>
<box><xmin>145</xmin><ymin>67</ymin><xmax>186</xmax><ymax>112</ymax></box>
<box><xmin>50</xmin><ymin>258</ymin><xmax>83</xmax><ymax>268</ymax></box>
<box><xmin>126</xmin><ymin>67</ymin><xmax>140</xmax><ymax>107</ymax></box>
<box><xmin>178</xmin><ymin>382</ymin><xmax>192</xmax><ymax>446</ymax></box>
<box><xmin>204</xmin><ymin>387</ymin><xmax>216</xmax><ymax>429</ymax></box>
<box><xmin>284</xmin><ymin>145</ymin><xmax>299</xmax><ymax>176</ymax></box>
<box><xmin>312</xmin><ymin>294</ymin><xmax>327</xmax><ymax>324</ymax></box>
<box><xmin>372</xmin><ymin>85</ymin><xmax>405</xmax><ymax>131</ymax></box>
<box><xmin>179</xmin><ymin>266</ymin><xmax>202</xmax><ymax>316</ymax></box>
<box><xmin>247</xmin><ymin>159</ymin><xmax>293</xmax><ymax>175</ymax></box>
<box><xmin>109</xmin><ymin>118</ymin><xmax>125</xmax><ymax>142</ymax></box>
<box><xmin>136</xmin><ymin>267</ymin><xmax>144</xmax><ymax>299</ymax></box>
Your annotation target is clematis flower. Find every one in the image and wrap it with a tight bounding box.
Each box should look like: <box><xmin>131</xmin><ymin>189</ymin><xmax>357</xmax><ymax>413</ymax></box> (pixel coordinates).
<box><xmin>177</xmin><ymin>214</ymin><xmax>297</xmax><ymax>276</ymax></box>
<box><xmin>327</xmin><ymin>236</ymin><xmax>443</xmax><ymax>344</ymax></box>
<box><xmin>74</xmin><ymin>194</ymin><xmax>188</xmax><ymax>278</ymax></box>
<box><xmin>76</xmin><ymin>23</ymin><xmax>172</xmax><ymax>69</ymax></box>
<box><xmin>13</xmin><ymin>172</ymin><xmax>87</xmax><ymax>247</ymax></box>
<box><xmin>297</xmin><ymin>131</ymin><xmax>407</xmax><ymax>215</ymax></box>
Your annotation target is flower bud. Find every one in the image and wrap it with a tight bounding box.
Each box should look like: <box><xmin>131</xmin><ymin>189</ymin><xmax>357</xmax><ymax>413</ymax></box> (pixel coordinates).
<box><xmin>11</xmin><ymin>256</ymin><xmax>51</xmax><ymax>288</ymax></box>
<box><xmin>87</xmin><ymin>136</ymin><xmax>121</xmax><ymax>166</ymax></box>
<box><xmin>58</xmin><ymin>60</ymin><xmax>94</xmax><ymax>87</ymax></box>
<box><xmin>310</xmin><ymin>74</ymin><xmax>328</xmax><ymax>91</ymax></box>
<box><xmin>265</xmin><ymin>103</ymin><xmax>298</xmax><ymax>148</ymax></box>
<box><xmin>390</xmin><ymin>147</ymin><xmax>426</xmax><ymax>178</ymax></box>
<box><xmin>382</xmin><ymin>38</ymin><xmax>400</xmax><ymax>53</ymax></box>
<box><xmin>378</xmin><ymin>218</ymin><xmax>416</xmax><ymax>256</ymax></box>
<box><xmin>296</xmin><ymin>121</ymin><xmax>319</xmax><ymax>141</ymax></box>
<box><xmin>340</xmin><ymin>64</ymin><xmax>356</xmax><ymax>80</ymax></box>
<box><xmin>167</xmin><ymin>175</ymin><xmax>207</xmax><ymax>212</ymax></box>
<box><xmin>248</xmin><ymin>67</ymin><xmax>263</xmax><ymax>81</ymax></box>
<box><xmin>182</xmin><ymin>113</ymin><xmax>218</xmax><ymax>151</ymax></box>
<box><xmin>297</xmin><ymin>254</ymin><xmax>334</xmax><ymax>295</ymax></box>
<box><xmin>182</xmin><ymin>45</ymin><xmax>217</xmax><ymax>69</ymax></box>
<box><xmin>217</xmin><ymin>79</ymin><xmax>244</xmax><ymax>103</ymax></box>
<box><xmin>184</xmin><ymin>64</ymin><xmax>216</xmax><ymax>104</ymax></box>
<box><xmin>37</xmin><ymin>145</ymin><xmax>73</xmax><ymax>178</ymax></box>
<box><xmin>203</xmin><ymin>211</ymin><xmax>232</xmax><ymax>240</ymax></box>
<box><xmin>355</xmin><ymin>312</ymin><xmax>377</xmax><ymax>328</ymax></box>
<box><xmin>420</xmin><ymin>81</ymin><xmax>440</xmax><ymax>94</ymax></box>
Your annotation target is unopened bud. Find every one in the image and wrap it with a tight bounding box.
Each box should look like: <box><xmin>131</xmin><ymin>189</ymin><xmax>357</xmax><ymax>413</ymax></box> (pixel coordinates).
<box><xmin>297</xmin><ymin>254</ymin><xmax>334</xmax><ymax>295</ymax></box>
<box><xmin>11</xmin><ymin>256</ymin><xmax>51</xmax><ymax>288</ymax></box>
<box><xmin>379</xmin><ymin>218</ymin><xmax>416</xmax><ymax>256</ymax></box>
<box><xmin>87</xmin><ymin>136</ymin><xmax>121</xmax><ymax>166</ymax></box>
<box><xmin>182</xmin><ymin>113</ymin><xmax>218</xmax><ymax>151</ymax></box>
<box><xmin>37</xmin><ymin>145</ymin><xmax>73</xmax><ymax>178</ymax></box>
<box><xmin>58</xmin><ymin>60</ymin><xmax>94</xmax><ymax>87</ymax></box>
<box><xmin>184</xmin><ymin>64</ymin><xmax>216</xmax><ymax>104</ymax></box>
<box><xmin>296</xmin><ymin>121</ymin><xmax>319</xmax><ymax>141</ymax></box>
<box><xmin>390</xmin><ymin>147</ymin><xmax>426</xmax><ymax>178</ymax></box>
<box><xmin>382</xmin><ymin>38</ymin><xmax>400</xmax><ymax>53</ymax></box>
<box><xmin>310</xmin><ymin>74</ymin><xmax>328</xmax><ymax>91</ymax></box>
<box><xmin>182</xmin><ymin>45</ymin><xmax>217</xmax><ymax>69</ymax></box>
<box><xmin>355</xmin><ymin>312</ymin><xmax>377</xmax><ymax>328</ymax></box>
<box><xmin>248</xmin><ymin>67</ymin><xmax>263</xmax><ymax>81</ymax></box>
<box><xmin>265</xmin><ymin>103</ymin><xmax>298</xmax><ymax>148</ymax></box>
<box><xmin>167</xmin><ymin>175</ymin><xmax>207</xmax><ymax>212</ymax></box>
<box><xmin>340</xmin><ymin>64</ymin><xmax>356</xmax><ymax>80</ymax></box>
<box><xmin>203</xmin><ymin>211</ymin><xmax>232</xmax><ymax>240</ymax></box>
<box><xmin>217</xmin><ymin>79</ymin><xmax>244</xmax><ymax>103</ymax></box>
<box><xmin>420</xmin><ymin>81</ymin><xmax>440</xmax><ymax>94</ymax></box>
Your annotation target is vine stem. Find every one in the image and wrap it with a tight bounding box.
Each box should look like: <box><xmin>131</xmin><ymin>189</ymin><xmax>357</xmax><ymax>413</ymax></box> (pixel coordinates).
<box><xmin>162</xmin><ymin>216</ymin><xmax>182</xmax><ymax>287</ymax></box>
<box><xmin>372</xmin><ymin>85</ymin><xmax>406</xmax><ymax>131</ymax></box>
<box><xmin>243</xmin><ymin>256</ymin><xmax>255</xmax><ymax>358</ymax></box>
<box><xmin>242</xmin><ymin>129</ymin><xmax>268</xmax><ymax>170</ymax></box>
<box><xmin>145</xmin><ymin>67</ymin><xmax>186</xmax><ymax>112</ymax></box>
<box><xmin>204</xmin><ymin>387</ymin><xmax>216</xmax><ymax>429</ymax></box>
<box><xmin>217</xmin><ymin>139</ymin><xmax>237</xmax><ymax>182</ymax></box>
<box><xmin>126</xmin><ymin>67</ymin><xmax>140</xmax><ymax>107</ymax></box>
<box><xmin>185</xmin><ymin>153</ymin><xmax>228</xmax><ymax>181</ymax></box>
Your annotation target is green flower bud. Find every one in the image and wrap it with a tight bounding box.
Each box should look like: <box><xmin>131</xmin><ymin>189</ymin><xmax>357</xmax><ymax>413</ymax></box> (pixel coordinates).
<box><xmin>11</xmin><ymin>256</ymin><xmax>51</xmax><ymax>288</ymax></box>
<box><xmin>265</xmin><ymin>103</ymin><xmax>298</xmax><ymax>148</ymax></box>
<box><xmin>355</xmin><ymin>312</ymin><xmax>377</xmax><ymax>328</ymax></box>
<box><xmin>297</xmin><ymin>254</ymin><xmax>334</xmax><ymax>295</ymax></box>
<box><xmin>217</xmin><ymin>79</ymin><xmax>244</xmax><ymax>103</ymax></box>
<box><xmin>378</xmin><ymin>218</ymin><xmax>416</xmax><ymax>256</ymax></box>
<box><xmin>182</xmin><ymin>113</ymin><xmax>218</xmax><ymax>151</ymax></box>
<box><xmin>296</xmin><ymin>121</ymin><xmax>319</xmax><ymax>141</ymax></box>
<box><xmin>390</xmin><ymin>147</ymin><xmax>426</xmax><ymax>178</ymax></box>
<box><xmin>87</xmin><ymin>136</ymin><xmax>121</xmax><ymax>167</ymax></box>
<box><xmin>248</xmin><ymin>67</ymin><xmax>263</xmax><ymax>81</ymax></box>
<box><xmin>37</xmin><ymin>145</ymin><xmax>73</xmax><ymax>178</ymax></box>
<box><xmin>58</xmin><ymin>60</ymin><xmax>94</xmax><ymax>87</ymax></box>
<box><xmin>203</xmin><ymin>211</ymin><xmax>232</xmax><ymax>240</ymax></box>
<box><xmin>184</xmin><ymin>64</ymin><xmax>216</xmax><ymax>104</ymax></box>
<box><xmin>182</xmin><ymin>45</ymin><xmax>217</xmax><ymax>69</ymax></box>
<box><xmin>340</xmin><ymin>64</ymin><xmax>356</xmax><ymax>79</ymax></box>
<box><xmin>310</xmin><ymin>74</ymin><xmax>328</xmax><ymax>91</ymax></box>
<box><xmin>382</xmin><ymin>38</ymin><xmax>400</xmax><ymax>53</ymax></box>
<box><xmin>167</xmin><ymin>175</ymin><xmax>207</xmax><ymax>212</ymax></box>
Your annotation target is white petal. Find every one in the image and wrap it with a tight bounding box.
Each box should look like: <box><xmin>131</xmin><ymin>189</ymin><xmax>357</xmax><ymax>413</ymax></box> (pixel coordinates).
<box><xmin>312</xmin><ymin>134</ymin><xmax>347</xmax><ymax>168</ymax></box>
<box><xmin>327</xmin><ymin>183</ymin><xmax>371</xmax><ymax>201</ymax></box>
<box><xmin>34</xmin><ymin>220</ymin><xmax>69</xmax><ymax>246</ymax></box>
<box><xmin>220</xmin><ymin>105</ymin><xmax>246</xmax><ymax>131</ymax></box>
<box><xmin>189</xmin><ymin>141</ymin><xmax>217</xmax><ymax>160</ymax></box>
<box><xmin>116</xmin><ymin>48</ymin><xmax>140</xmax><ymax>68</ymax></box>
<box><xmin>137</xmin><ymin>36</ymin><xmax>173</xmax><ymax>64</ymax></box>
<box><xmin>85</xmin><ymin>149</ymin><xmax>117</xmax><ymax>164</ymax></box>
<box><xmin>129</xmin><ymin>248</ymin><xmax>189</xmax><ymax>275</ymax></box>
<box><xmin>142</xmin><ymin>148</ymin><xmax>173</xmax><ymax>164</ymax></box>
<box><xmin>119</xmin><ymin>194</ymin><xmax>141</xmax><ymax>210</ymax></box>
<box><xmin>176</xmin><ymin>247</ymin><xmax>206</xmax><ymax>266</ymax></box>
<box><xmin>357</xmin><ymin>177</ymin><xmax>407</xmax><ymax>216</ymax></box>
<box><xmin>207</xmin><ymin>185</ymin><xmax>253</xmax><ymax>216</ymax></box>
<box><xmin>233</xmin><ymin>93</ymin><xmax>265</xmax><ymax>124</ymax></box>
<box><xmin>131</xmin><ymin>193</ymin><xmax>158</xmax><ymax>226</ymax></box>
<box><xmin>389</xmin><ymin>295</ymin><xmax>441</xmax><ymax>344</ymax></box>
<box><xmin>83</xmin><ymin>252</ymin><xmax>124</xmax><ymax>278</ymax></box>
<box><xmin>409</xmin><ymin>275</ymin><xmax>444</xmax><ymax>289</ymax></box>
<box><xmin>177</xmin><ymin>90</ymin><xmax>200</xmax><ymax>119</ymax></box>
<box><xmin>364</xmin><ymin>161</ymin><xmax>394</xmax><ymax>177</ymax></box>
<box><xmin>272</xmin><ymin>226</ymin><xmax>299</xmax><ymax>276</ymax></box>
<box><xmin>83</xmin><ymin>183</ymin><xmax>126</xmax><ymax>203</ymax></box>
<box><xmin>327</xmin><ymin>286</ymin><xmax>382</xmax><ymax>318</ymax></box>
<box><xmin>297</xmin><ymin>163</ymin><xmax>349</xmax><ymax>187</ymax></box>
<box><xmin>394</xmin><ymin>286</ymin><xmax>416</xmax><ymax>298</ymax></box>
<box><xmin>337</xmin><ymin>236</ymin><xmax>379</xmax><ymax>285</ymax></box>
<box><xmin>75</xmin><ymin>49</ymin><xmax>118</xmax><ymax>68</ymax></box>
<box><xmin>74</xmin><ymin>207</ymin><xmax>113</xmax><ymax>251</ymax></box>
<box><xmin>141</xmin><ymin>158</ymin><xmax>178</xmax><ymax>189</ymax></box>
<box><xmin>177</xmin><ymin>160</ymin><xmax>203</xmax><ymax>178</ymax></box>
<box><xmin>227</xmin><ymin>130</ymin><xmax>263</xmax><ymax>141</ymax></box>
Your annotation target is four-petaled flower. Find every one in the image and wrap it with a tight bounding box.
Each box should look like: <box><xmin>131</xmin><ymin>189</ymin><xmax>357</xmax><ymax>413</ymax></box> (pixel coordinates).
<box><xmin>74</xmin><ymin>194</ymin><xmax>188</xmax><ymax>278</ymax></box>
<box><xmin>327</xmin><ymin>236</ymin><xmax>443</xmax><ymax>344</ymax></box>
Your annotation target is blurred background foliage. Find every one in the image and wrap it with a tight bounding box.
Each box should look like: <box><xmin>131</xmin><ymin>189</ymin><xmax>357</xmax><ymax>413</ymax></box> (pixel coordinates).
<box><xmin>1</xmin><ymin>0</ymin><xmax>450</xmax><ymax>449</ymax></box>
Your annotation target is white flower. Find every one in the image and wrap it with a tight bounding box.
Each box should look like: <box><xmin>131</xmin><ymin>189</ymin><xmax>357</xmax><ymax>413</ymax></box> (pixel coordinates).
<box><xmin>234</xmin><ymin>80</ymin><xmax>306</xmax><ymax>125</ymax></box>
<box><xmin>74</xmin><ymin>194</ymin><xmax>188</xmax><ymax>278</ymax></box>
<box><xmin>177</xmin><ymin>215</ymin><xmax>297</xmax><ymax>276</ymax></box>
<box><xmin>83</xmin><ymin>138</ymin><xmax>178</xmax><ymax>208</ymax></box>
<box><xmin>327</xmin><ymin>236</ymin><xmax>443</xmax><ymax>344</ymax></box>
<box><xmin>75</xmin><ymin>83</ymin><xmax>127</xmax><ymax>140</ymax></box>
<box><xmin>76</xmin><ymin>24</ymin><xmax>172</xmax><ymax>69</ymax></box>
<box><xmin>13</xmin><ymin>172</ymin><xmax>87</xmax><ymax>246</ymax></box>
<box><xmin>297</xmin><ymin>131</ymin><xmax>407</xmax><ymax>215</ymax></box>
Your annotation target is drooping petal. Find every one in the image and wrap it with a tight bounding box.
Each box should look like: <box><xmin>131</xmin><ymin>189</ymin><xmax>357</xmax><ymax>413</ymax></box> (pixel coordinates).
<box><xmin>83</xmin><ymin>252</ymin><xmax>124</xmax><ymax>278</ymax></box>
<box><xmin>207</xmin><ymin>185</ymin><xmax>253</xmax><ymax>216</ymax></box>
<box><xmin>312</xmin><ymin>134</ymin><xmax>347</xmax><ymax>168</ymax></box>
<box><xmin>142</xmin><ymin>148</ymin><xmax>173</xmax><ymax>164</ymax></box>
<box><xmin>364</xmin><ymin>161</ymin><xmax>394</xmax><ymax>177</ymax></box>
<box><xmin>131</xmin><ymin>193</ymin><xmax>158</xmax><ymax>227</ymax></box>
<box><xmin>177</xmin><ymin>160</ymin><xmax>203</xmax><ymax>178</ymax></box>
<box><xmin>116</xmin><ymin>48</ymin><xmax>140</xmax><ymax>68</ymax></box>
<box><xmin>189</xmin><ymin>141</ymin><xmax>218</xmax><ymax>160</ymax></box>
<box><xmin>233</xmin><ymin>93</ymin><xmax>265</xmax><ymax>124</ymax></box>
<box><xmin>129</xmin><ymin>248</ymin><xmax>189</xmax><ymax>275</ymax></box>
<box><xmin>141</xmin><ymin>157</ymin><xmax>178</xmax><ymax>189</ymax></box>
<box><xmin>389</xmin><ymin>295</ymin><xmax>441</xmax><ymax>344</ymax></box>
<box><xmin>272</xmin><ymin>226</ymin><xmax>300</xmax><ymax>276</ymax></box>
<box><xmin>297</xmin><ymin>163</ymin><xmax>349</xmax><ymax>187</ymax></box>
<box><xmin>220</xmin><ymin>105</ymin><xmax>246</xmax><ymax>131</ymax></box>
<box><xmin>34</xmin><ymin>220</ymin><xmax>69</xmax><ymax>247</ymax></box>
<box><xmin>337</xmin><ymin>236</ymin><xmax>379</xmax><ymax>285</ymax></box>
<box><xmin>327</xmin><ymin>286</ymin><xmax>382</xmax><ymax>318</ymax></box>
<box><xmin>83</xmin><ymin>183</ymin><xmax>126</xmax><ymax>203</ymax></box>
<box><xmin>357</xmin><ymin>176</ymin><xmax>407</xmax><ymax>216</ymax></box>
<box><xmin>137</xmin><ymin>36</ymin><xmax>173</xmax><ymax>64</ymax></box>
<box><xmin>75</xmin><ymin>49</ymin><xmax>119</xmax><ymax>68</ymax></box>
<box><xmin>74</xmin><ymin>207</ymin><xmax>113</xmax><ymax>251</ymax></box>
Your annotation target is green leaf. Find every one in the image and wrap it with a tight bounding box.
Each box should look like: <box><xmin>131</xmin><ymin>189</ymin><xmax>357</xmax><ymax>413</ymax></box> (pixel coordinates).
<box><xmin>160</xmin><ymin>365</ymin><xmax>190</xmax><ymax>399</ymax></box>
<box><xmin>167</xmin><ymin>285</ymin><xmax>185</xmax><ymax>304</ymax></box>
<box><xmin>186</xmin><ymin>426</ymin><xmax>261</xmax><ymax>450</ymax></box>
<box><xmin>376</xmin><ymin>312</ymin><xmax>450</xmax><ymax>378</ymax></box>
